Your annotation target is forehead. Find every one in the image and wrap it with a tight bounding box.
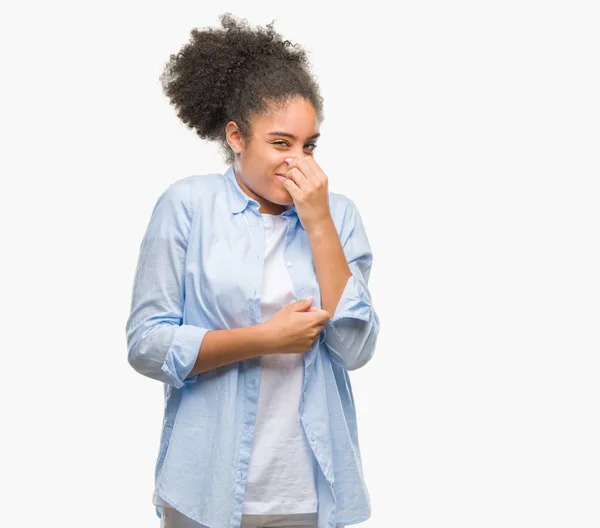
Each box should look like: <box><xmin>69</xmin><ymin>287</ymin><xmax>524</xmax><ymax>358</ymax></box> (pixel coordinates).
<box><xmin>252</xmin><ymin>98</ymin><xmax>319</xmax><ymax>136</ymax></box>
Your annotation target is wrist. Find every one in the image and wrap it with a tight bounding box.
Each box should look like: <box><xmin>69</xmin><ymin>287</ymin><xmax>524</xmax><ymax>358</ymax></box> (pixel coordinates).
<box><xmin>305</xmin><ymin>214</ymin><xmax>335</xmax><ymax>238</ymax></box>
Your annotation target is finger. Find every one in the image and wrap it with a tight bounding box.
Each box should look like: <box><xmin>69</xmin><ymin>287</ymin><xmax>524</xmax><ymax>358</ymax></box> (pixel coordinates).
<box><xmin>293</xmin><ymin>156</ymin><xmax>323</xmax><ymax>185</ymax></box>
<box><xmin>285</xmin><ymin>157</ymin><xmax>315</xmax><ymax>183</ymax></box>
<box><xmin>310</xmin><ymin>313</ymin><xmax>329</xmax><ymax>324</ymax></box>
<box><xmin>282</xmin><ymin>177</ymin><xmax>300</xmax><ymax>199</ymax></box>
<box><xmin>285</xmin><ymin>167</ymin><xmax>307</xmax><ymax>187</ymax></box>
<box><xmin>296</xmin><ymin>157</ymin><xmax>320</xmax><ymax>184</ymax></box>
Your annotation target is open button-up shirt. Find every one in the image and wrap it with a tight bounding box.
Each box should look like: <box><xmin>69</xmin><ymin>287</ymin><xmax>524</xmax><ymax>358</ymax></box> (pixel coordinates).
<box><xmin>125</xmin><ymin>164</ymin><xmax>380</xmax><ymax>528</ymax></box>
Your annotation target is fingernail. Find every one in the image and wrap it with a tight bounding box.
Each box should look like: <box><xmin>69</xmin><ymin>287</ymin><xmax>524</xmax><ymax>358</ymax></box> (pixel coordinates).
<box><xmin>285</xmin><ymin>158</ymin><xmax>293</xmax><ymax>163</ymax></box>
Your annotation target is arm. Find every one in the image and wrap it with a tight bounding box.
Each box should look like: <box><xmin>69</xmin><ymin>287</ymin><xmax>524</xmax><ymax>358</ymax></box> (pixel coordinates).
<box><xmin>125</xmin><ymin>179</ymin><xmax>211</xmax><ymax>388</ymax></box>
<box><xmin>306</xmin><ymin>216</ymin><xmax>352</xmax><ymax>319</ymax></box>
<box><xmin>187</xmin><ymin>324</ymin><xmax>275</xmax><ymax>376</ymax></box>
<box><xmin>308</xmin><ymin>198</ymin><xmax>380</xmax><ymax>371</ymax></box>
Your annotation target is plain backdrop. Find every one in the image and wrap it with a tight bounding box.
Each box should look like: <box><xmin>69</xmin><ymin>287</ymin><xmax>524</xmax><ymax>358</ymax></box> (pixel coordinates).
<box><xmin>1</xmin><ymin>1</ymin><xmax>599</xmax><ymax>527</ymax></box>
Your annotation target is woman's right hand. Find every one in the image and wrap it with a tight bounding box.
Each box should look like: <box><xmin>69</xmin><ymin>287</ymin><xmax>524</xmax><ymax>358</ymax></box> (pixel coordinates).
<box><xmin>262</xmin><ymin>297</ymin><xmax>332</xmax><ymax>355</ymax></box>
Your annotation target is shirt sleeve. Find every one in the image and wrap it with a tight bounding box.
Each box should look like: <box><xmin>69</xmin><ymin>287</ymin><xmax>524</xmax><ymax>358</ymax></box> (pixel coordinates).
<box><xmin>322</xmin><ymin>198</ymin><xmax>381</xmax><ymax>371</ymax></box>
<box><xmin>125</xmin><ymin>179</ymin><xmax>209</xmax><ymax>388</ymax></box>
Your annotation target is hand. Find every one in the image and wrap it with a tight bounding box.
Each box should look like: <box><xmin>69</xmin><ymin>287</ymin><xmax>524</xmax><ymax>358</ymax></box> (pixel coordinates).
<box><xmin>262</xmin><ymin>297</ymin><xmax>331</xmax><ymax>355</ymax></box>
<box><xmin>282</xmin><ymin>156</ymin><xmax>332</xmax><ymax>232</ymax></box>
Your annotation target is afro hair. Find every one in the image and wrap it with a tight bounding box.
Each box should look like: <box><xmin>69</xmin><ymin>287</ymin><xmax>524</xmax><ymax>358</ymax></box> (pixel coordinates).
<box><xmin>159</xmin><ymin>12</ymin><xmax>325</xmax><ymax>165</ymax></box>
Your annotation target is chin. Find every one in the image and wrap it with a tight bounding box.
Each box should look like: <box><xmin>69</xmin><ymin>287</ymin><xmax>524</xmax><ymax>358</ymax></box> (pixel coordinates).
<box><xmin>268</xmin><ymin>191</ymin><xmax>293</xmax><ymax>206</ymax></box>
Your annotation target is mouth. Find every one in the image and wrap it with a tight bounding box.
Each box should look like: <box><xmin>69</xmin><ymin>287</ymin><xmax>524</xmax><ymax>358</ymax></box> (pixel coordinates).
<box><xmin>275</xmin><ymin>174</ymin><xmax>287</xmax><ymax>182</ymax></box>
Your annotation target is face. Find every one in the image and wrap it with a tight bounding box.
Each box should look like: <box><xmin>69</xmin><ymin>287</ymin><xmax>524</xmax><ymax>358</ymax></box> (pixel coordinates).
<box><xmin>226</xmin><ymin>96</ymin><xmax>320</xmax><ymax>215</ymax></box>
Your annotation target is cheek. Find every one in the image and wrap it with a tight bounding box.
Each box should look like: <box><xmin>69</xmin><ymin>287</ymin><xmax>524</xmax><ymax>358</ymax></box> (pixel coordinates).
<box><xmin>261</xmin><ymin>148</ymin><xmax>285</xmax><ymax>166</ymax></box>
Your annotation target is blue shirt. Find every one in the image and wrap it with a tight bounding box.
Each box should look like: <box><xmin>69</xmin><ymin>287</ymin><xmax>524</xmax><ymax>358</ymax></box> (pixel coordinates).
<box><xmin>125</xmin><ymin>164</ymin><xmax>380</xmax><ymax>528</ymax></box>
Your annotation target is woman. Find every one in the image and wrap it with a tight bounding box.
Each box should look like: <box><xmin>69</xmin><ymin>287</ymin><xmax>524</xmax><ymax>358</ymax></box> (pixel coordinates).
<box><xmin>125</xmin><ymin>13</ymin><xmax>380</xmax><ymax>528</ymax></box>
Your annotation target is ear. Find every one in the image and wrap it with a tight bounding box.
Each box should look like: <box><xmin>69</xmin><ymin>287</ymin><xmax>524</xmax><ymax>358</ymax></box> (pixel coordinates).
<box><xmin>225</xmin><ymin>121</ymin><xmax>244</xmax><ymax>154</ymax></box>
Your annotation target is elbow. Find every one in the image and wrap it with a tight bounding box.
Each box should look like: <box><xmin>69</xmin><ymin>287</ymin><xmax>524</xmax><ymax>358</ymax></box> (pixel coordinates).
<box><xmin>347</xmin><ymin>319</ymin><xmax>379</xmax><ymax>371</ymax></box>
<box><xmin>346</xmin><ymin>311</ymin><xmax>380</xmax><ymax>371</ymax></box>
<box><xmin>324</xmin><ymin>309</ymin><xmax>380</xmax><ymax>371</ymax></box>
<box><xmin>127</xmin><ymin>340</ymin><xmax>147</xmax><ymax>375</ymax></box>
<box><xmin>126</xmin><ymin>322</ymin><xmax>204</xmax><ymax>387</ymax></box>
<box><xmin>125</xmin><ymin>324</ymin><xmax>177</xmax><ymax>385</ymax></box>
<box><xmin>127</xmin><ymin>335</ymin><xmax>164</xmax><ymax>382</ymax></box>
<box><xmin>126</xmin><ymin>330</ymin><xmax>143</xmax><ymax>374</ymax></box>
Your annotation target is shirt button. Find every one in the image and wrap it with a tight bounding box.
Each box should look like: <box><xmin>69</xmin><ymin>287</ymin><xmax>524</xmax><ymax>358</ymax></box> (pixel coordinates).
<box><xmin>249</xmin><ymin>379</ymin><xmax>255</xmax><ymax>387</ymax></box>
<box><xmin>286</xmin><ymin>261</ymin><xmax>293</xmax><ymax>267</ymax></box>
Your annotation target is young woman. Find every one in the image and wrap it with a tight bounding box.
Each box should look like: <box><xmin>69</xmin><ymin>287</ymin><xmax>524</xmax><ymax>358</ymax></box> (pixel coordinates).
<box><xmin>125</xmin><ymin>13</ymin><xmax>380</xmax><ymax>528</ymax></box>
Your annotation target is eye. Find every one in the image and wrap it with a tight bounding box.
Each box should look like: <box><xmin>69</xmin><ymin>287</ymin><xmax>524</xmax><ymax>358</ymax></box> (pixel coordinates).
<box><xmin>273</xmin><ymin>141</ymin><xmax>318</xmax><ymax>151</ymax></box>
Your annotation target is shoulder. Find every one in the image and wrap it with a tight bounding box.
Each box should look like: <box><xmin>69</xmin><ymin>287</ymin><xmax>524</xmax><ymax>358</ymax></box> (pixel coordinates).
<box><xmin>161</xmin><ymin>172</ymin><xmax>226</xmax><ymax>216</ymax></box>
<box><xmin>168</xmin><ymin>172</ymin><xmax>224</xmax><ymax>197</ymax></box>
<box><xmin>328</xmin><ymin>190</ymin><xmax>357</xmax><ymax>230</ymax></box>
<box><xmin>328</xmin><ymin>190</ymin><xmax>354</xmax><ymax>214</ymax></box>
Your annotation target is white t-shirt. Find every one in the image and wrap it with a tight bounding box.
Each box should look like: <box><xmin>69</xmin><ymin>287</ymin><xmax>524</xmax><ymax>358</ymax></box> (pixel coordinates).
<box><xmin>157</xmin><ymin>210</ymin><xmax>318</xmax><ymax>525</ymax></box>
<box><xmin>242</xmin><ymin>211</ymin><xmax>318</xmax><ymax>515</ymax></box>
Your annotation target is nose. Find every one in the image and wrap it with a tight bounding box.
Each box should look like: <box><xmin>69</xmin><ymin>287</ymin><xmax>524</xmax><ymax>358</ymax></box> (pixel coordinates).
<box><xmin>285</xmin><ymin>153</ymin><xmax>307</xmax><ymax>165</ymax></box>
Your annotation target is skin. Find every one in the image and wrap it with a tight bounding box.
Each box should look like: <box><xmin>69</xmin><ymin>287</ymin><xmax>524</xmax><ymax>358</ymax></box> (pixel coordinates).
<box><xmin>225</xmin><ymin>96</ymin><xmax>321</xmax><ymax>215</ymax></box>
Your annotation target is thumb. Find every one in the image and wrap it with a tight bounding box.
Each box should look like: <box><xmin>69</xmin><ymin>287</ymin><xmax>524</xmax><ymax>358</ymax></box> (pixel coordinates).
<box><xmin>295</xmin><ymin>296</ymin><xmax>313</xmax><ymax>306</ymax></box>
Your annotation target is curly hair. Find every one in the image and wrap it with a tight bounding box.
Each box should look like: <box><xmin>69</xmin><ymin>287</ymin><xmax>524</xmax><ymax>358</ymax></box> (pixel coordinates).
<box><xmin>159</xmin><ymin>13</ymin><xmax>325</xmax><ymax>166</ymax></box>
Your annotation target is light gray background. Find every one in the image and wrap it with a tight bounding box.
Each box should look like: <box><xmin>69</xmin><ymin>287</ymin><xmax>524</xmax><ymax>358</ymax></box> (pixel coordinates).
<box><xmin>1</xmin><ymin>1</ymin><xmax>598</xmax><ymax>527</ymax></box>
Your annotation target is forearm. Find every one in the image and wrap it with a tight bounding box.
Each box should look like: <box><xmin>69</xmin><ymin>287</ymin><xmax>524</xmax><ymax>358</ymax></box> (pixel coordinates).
<box><xmin>307</xmin><ymin>215</ymin><xmax>352</xmax><ymax>317</ymax></box>
<box><xmin>309</xmin><ymin>201</ymin><xmax>380</xmax><ymax>371</ymax></box>
<box><xmin>187</xmin><ymin>323</ymin><xmax>275</xmax><ymax>377</ymax></box>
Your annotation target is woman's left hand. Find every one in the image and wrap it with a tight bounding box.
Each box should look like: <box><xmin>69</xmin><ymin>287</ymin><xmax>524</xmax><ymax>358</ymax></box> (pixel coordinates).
<box><xmin>283</xmin><ymin>156</ymin><xmax>332</xmax><ymax>232</ymax></box>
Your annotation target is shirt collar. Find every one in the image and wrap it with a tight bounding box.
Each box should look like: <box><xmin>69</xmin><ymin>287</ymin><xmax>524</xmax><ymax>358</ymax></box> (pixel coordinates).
<box><xmin>224</xmin><ymin>164</ymin><xmax>298</xmax><ymax>219</ymax></box>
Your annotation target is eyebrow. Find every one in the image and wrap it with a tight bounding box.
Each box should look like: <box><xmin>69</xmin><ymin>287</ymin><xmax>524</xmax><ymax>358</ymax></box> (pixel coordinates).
<box><xmin>267</xmin><ymin>131</ymin><xmax>321</xmax><ymax>141</ymax></box>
